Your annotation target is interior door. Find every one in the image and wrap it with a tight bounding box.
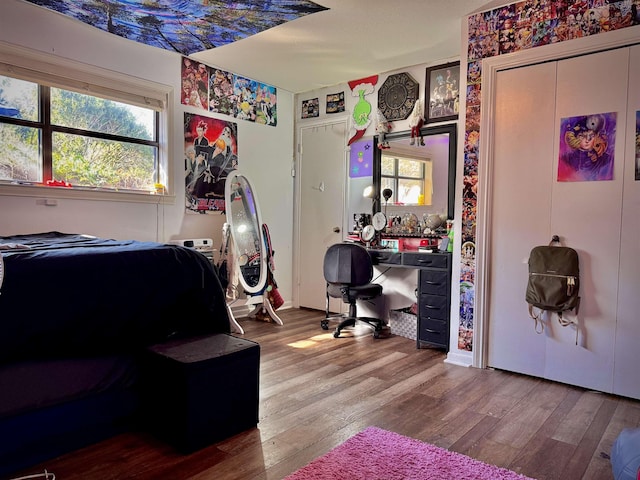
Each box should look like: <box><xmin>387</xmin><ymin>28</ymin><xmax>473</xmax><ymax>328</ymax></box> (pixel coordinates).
<box><xmin>297</xmin><ymin>120</ymin><xmax>347</xmax><ymax>311</ymax></box>
<box><xmin>485</xmin><ymin>61</ymin><xmax>556</xmax><ymax>378</ymax></box>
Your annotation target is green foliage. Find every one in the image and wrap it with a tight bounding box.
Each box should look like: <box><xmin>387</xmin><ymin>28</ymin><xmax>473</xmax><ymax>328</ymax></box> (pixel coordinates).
<box><xmin>1</xmin><ymin>78</ymin><xmax>157</xmax><ymax>191</ymax></box>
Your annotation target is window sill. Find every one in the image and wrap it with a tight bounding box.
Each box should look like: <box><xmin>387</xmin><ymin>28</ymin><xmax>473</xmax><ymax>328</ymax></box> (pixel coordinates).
<box><xmin>0</xmin><ymin>182</ymin><xmax>175</xmax><ymax>205</ymax></box>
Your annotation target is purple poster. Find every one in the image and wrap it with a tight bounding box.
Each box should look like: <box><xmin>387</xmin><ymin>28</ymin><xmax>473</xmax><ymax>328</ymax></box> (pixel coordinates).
<box><xmin>558</xmin><ymin>112</ymin><xmax>616</xmax><ymax>182</ymax></box>
<box><xmin>349</xmin><ymin>138</ymin><xmax>373</xmax><ymax>178</ymax></box>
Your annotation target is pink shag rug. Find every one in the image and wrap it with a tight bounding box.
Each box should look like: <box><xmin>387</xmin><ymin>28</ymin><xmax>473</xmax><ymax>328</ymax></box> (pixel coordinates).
<box><xmin>284</xmin><ymin>426</ymin><xmax>535</xmax><ymax>480</ymax></box>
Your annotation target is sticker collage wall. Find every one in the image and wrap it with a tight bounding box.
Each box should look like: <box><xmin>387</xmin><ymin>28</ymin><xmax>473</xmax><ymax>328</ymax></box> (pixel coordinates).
<box><xmin>460</xmin><ymin>0</ymin><xmax>640</xmax><ymax>351</ymax></box>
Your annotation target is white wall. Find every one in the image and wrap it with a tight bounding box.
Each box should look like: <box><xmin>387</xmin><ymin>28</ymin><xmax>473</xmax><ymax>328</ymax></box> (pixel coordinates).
<box><xmin>0</xmin><ymin>0</ymin><xmax>295</xmax><ymax>305</ymax></box>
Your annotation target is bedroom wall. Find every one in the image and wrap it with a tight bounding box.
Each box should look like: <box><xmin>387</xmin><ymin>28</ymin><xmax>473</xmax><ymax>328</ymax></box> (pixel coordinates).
<box><xmin>0</xmin><ymin>0</ymin><xmax>295</xmax><ymax>305</ymax></box>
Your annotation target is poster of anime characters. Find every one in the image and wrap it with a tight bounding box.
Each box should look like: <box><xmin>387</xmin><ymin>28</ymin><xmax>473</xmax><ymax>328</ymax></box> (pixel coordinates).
<box><xmin>181</xmin><ymin>57</ymin><xmax>209</xmax><ymax>110</ymax></box>
<box><xmin>233</xmin><ymin>76</ymin><xmax>257</xmax><ymax>123</ymax></box>
<box><xmin>184</xmin><ymin>113</ymin><xmax>238</xmax><ymax>213</ymax></box>
<box><xmin>558</xmin><ymin>112</ymin><xmax>616</xmax><ymax>182</ymax></box>
<box><xmin>209</xmin><ymin>68</ymin><xmax>235</xmax><ymax>116</ymax></box>
<box><xmin>255</xmin><ymin>82</ymin><xmax>277</xmax><ymax>126</ymax></box>
<box><xmin>636</xmin><ymin>111</ymin><xmax>640</xmax><ymax>181</ymax></box>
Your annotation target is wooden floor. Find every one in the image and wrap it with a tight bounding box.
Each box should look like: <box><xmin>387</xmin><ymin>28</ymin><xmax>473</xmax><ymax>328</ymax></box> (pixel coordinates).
<box><xmin>11</xmin><ymin>308</ymin><xmax>640</xmax><ymax>480</ymax></box>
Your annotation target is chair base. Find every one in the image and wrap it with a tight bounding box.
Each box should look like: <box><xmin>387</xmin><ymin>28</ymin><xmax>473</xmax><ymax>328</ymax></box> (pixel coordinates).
<box><xmin>321</xmin><ymin>314</ymin><xmax>389</xmax><ymax>339</ymax></box>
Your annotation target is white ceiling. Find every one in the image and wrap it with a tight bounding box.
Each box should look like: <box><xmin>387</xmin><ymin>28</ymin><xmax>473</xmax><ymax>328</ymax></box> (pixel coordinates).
<box><xmin>191</xmin><ymin>0</ymin><xmax>492</xmax><ymax>94</ymax></box>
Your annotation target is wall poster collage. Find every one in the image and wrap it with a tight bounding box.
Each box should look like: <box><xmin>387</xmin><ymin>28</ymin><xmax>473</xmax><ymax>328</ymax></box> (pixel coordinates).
<box><xmin>461</xmin><ymin>0</ymin><xmax>640</xmax><ymax>352</ymax></box>
<box><xmin>181</xmin><ymin>56</ymin><xmax>276</xmax><ymax>213</ymax></box>
<box><xmin>181</xmin><ymin>57</ymin><xmax>277</xmax><ymax>126</ymax></box>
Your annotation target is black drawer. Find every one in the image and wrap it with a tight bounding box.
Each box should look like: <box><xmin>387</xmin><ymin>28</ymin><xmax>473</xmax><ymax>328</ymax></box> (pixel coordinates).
<box><xmin>419</xmin><ymin>270</ymin><xmax>450</xmax><ymax>296</ymax></box>
<box><xmin>369</xmin><ymin>250</ymin><xmax>402</xmax><ymax>265</ymax></box>
<box><xmin>402</xmin><ymin>252</ymin><xmax>449</xmax><ymax>269</ymax></box>
<box><xmin>419</xmin><ymin>321</ymin><xmax>449</xmax><ymax>349</ymax></box>
<box><xmin>419</xmin><ymin>317</ymin><xmax>448</xmax><ymax>335</ymax></box>
<box><xmin>419</xmin><ymin>294</ymin><xmax>448</xmax><ymax>320</ymax></box>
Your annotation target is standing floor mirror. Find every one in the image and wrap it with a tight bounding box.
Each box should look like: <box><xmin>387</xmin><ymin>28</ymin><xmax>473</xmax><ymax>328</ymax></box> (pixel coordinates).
<box><xmin>224</xmin><ymin>170</ymin><xmax>283</xmax><ymax>332</ymax></box>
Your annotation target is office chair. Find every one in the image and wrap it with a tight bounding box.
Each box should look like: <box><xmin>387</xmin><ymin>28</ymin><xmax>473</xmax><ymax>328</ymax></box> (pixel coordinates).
<box><xmin>321</xmin><ymin>242</ymin><xmax>387</xmax><ymax>338</ymax></box>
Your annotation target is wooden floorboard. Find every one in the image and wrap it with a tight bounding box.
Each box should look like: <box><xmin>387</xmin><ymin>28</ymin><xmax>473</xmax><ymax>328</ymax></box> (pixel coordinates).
<box><xmin>8</xmin><ymin>307</ymin><xmax>639</xmax><ymax>480</ymax></box>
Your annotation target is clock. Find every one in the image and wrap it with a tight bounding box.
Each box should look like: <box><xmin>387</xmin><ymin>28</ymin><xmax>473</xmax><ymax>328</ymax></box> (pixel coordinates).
<box><xmin>377</xmin><ymin>72</ymin><xmax>419</xmax><ymax>121</ymax></box>
<box><xmin>360</xmin><ymin>224</ymin><xmax>375</xmax><ymax>243</ymax></box>
<box><xmin>372</xmin><ymin>211</ymin><xmax>387</xmax><ymax>231</ymax></box>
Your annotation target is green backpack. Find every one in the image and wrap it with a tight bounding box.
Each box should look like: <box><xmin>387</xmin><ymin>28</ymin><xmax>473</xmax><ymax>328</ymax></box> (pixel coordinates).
<box><xmin>526</xmin><ymin>236</ymin><xmax>580</xmax><ymax>335</ymax></box>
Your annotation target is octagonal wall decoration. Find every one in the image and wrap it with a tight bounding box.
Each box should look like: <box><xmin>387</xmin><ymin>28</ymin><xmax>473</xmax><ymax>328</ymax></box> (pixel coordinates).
<box><xmin>377</xmin><ymin>72</ymin><xmax>419</xmax><ymax>122</ymax></box>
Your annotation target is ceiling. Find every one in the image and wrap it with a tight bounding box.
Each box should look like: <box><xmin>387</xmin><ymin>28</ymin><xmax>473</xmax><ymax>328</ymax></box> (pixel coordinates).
<box><xmin>190</xmin><ymin>0</ymin><xmax>492</xmax><ymax>94</ymax></box>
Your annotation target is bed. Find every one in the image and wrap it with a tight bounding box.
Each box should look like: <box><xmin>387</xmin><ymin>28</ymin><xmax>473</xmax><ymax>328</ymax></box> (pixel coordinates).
<box><xmin>0</xmin><ymin>232</ymin><xmax>231</xmax><ymax>476</ymax></box>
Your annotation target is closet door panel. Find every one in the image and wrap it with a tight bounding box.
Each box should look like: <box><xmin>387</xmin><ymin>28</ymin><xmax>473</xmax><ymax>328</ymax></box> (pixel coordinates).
<box><xmin>546</xmin><ymin>49</ymin><xmax>628</xmax><ymax>392</ymax></box>
<box><xmin>486</xmin><ymin>62</ymin><xmax>557</xmax><ymax>377</ymax></box>
<box><xmin>614</xmin><ymin>45</ymin><xmax>640</xmax><ymax>400</ymax></box>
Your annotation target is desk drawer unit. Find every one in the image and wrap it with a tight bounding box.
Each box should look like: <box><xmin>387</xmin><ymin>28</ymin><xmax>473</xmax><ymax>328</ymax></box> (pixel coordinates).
<box><xmin>415</xmin><ymin>253</ymin><xmax>452</xmax><ymax>351</ymax></box>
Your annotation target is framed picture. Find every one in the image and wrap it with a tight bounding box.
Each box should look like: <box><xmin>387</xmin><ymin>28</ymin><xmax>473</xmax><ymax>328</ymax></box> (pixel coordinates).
<box><xmin>425</xmin><ymin>62</ymin><xmax>460</xmax><ymax>124</ymax></box>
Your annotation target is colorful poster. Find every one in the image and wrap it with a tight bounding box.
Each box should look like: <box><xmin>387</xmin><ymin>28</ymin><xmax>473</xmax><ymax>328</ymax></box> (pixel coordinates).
<box><xmin>25</xmin><ymin>1</ymin><xmax>328</xmax><ymax>55</ymax></box>
<box><xmin>181</xmin><ymin>57</ymin><xmax>208</xmax><ymax>110</ymax></box>
<box><xmin>233</xmin><ymin>75</ymin><xmax>258</xmax><ymax>123</ymax></box>
<box><xmin>301</xmin><ymin>98</ymin><xmax>319</xmax><ymax>118</ymax></box>
<box><xmin>558</xmin><ymin>112</ymin><xmax>616</xmax><ymax>182</ymax></box>
<box><xmin>255</xmin><ymin>82</ymin><xmax>277</xmax><ymax>126</ymax></box>
<box><xmin>326</xmin><ymin>92</ymin><xmax>345</xmax><ymax>114</ymax></box>
<box><xmin>349</xmin><ymin>138</ymin><xmax>373</xmax><ymax>178</ymax></box>
<box><xmin>209</xmin><ymin>68</ymin><xmax>235</xmax><ymax>116</ymax></box>
<box><xmin>184</xmin><ymin>113</ymin><xmax>238</xmax><ymax>213</ymax></box>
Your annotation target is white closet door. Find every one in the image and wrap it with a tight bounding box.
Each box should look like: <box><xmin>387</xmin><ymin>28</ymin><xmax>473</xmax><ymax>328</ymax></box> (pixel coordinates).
<box><xmin>614</xmin><ymin>45</ymin><xmax>640</xmax><ymax>399</ymax></box>
<box><xmin>486</xmin><ymin>62</ymin><xmax>557</xmax><ymax>377</ymax></box>
<box><xmin>547</xmin><ymin>48</ymin><xmax>628</xmax><ymax>392</ymax></box>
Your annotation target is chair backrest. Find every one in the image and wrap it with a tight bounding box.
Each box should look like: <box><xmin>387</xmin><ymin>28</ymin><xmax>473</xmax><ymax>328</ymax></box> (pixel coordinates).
<box><xmin>323</xmin><ymin>243</ymin><xmax>373</xmax><ymax>287</ymax></box>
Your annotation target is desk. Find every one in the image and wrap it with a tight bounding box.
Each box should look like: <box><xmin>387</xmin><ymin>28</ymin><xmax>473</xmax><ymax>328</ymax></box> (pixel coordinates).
<box><xmin>368</xmin><ymin>249</ymin><xmax>452</xmax><ymax>351</ymax></box>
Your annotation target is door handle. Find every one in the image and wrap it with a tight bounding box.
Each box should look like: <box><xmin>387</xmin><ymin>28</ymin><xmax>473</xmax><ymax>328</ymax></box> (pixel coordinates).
<box><xmin>333</xmin><ymin>226</ymin><xmax>341</xmax><ymax>233</ymax></box>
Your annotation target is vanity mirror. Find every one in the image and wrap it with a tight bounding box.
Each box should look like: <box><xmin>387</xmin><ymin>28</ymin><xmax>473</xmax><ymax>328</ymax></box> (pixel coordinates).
<box><xmin>373</xmin><ymin>123</ymin><xmax>457</xmax><ymax>221</ymax></box>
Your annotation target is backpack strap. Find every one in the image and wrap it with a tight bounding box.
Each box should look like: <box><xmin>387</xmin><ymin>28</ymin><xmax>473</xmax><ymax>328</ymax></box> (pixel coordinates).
<box><xmin>528</xmin><ymin>304</ymin><xmax>545</xmax><ymax>334</ymax></box>
<box><xmin>558</xmin><ymin>309</ymin><xmax>580</xmax><ymax>346</ymax></box>
<box><xmin>529</xmin><ymin>304</ymin><xmax>579</xmax><ymax>345</ymax></box>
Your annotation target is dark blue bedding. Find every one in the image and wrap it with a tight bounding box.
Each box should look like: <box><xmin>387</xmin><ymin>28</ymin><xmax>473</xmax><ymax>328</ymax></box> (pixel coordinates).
<box><xmin>0</xmin><ymin>232</ymin><xmax>230</xmax><ymax>362</ymax></box>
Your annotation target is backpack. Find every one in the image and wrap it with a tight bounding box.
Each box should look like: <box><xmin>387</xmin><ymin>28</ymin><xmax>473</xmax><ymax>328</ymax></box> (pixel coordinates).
<box><xmin>526</xmin><ymin>235</ymin><xmax>580</xmax><ymax>336</ymax></box>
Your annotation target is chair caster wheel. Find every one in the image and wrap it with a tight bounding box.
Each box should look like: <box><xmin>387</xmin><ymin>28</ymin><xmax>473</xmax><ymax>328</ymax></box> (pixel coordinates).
<box><xmin>321</xmin><ymin>320</ymin><xmax>329</xmax><ymax>330</ymax></box>
<box><xmin>333</xmin><ymin>331</ymin><xmax>340</xmax><ymax>338</ymax></box>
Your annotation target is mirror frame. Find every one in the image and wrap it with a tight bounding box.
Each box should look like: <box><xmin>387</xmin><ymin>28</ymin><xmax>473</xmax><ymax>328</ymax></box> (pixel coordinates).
<box><xmin>373</xmin><ymin>123</ymin><xmax>457</xmax><ymax>220</ymax></box>
<box><xmin>224</xmin><ymin>169</ymin><xmax>268</xmax><ymax>295</ymax></box>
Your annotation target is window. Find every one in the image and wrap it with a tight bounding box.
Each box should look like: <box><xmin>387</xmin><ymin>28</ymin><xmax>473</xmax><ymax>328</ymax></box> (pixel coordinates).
<box><xmin>381</xmin><ymin>153</ymin><xmax>430</xmax><ymax>205</ymax></box>
<box><xmin>0</xmin><ymin>45</ymin><xmax>170</xmax><ymax>200</ymax></box>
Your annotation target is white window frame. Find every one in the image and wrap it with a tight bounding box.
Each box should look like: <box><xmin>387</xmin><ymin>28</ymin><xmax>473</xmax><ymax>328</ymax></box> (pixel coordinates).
<box><xmin>0</xmin><ymin>41</ymin><xmax>174</xmax><ymax>204</ymax></box>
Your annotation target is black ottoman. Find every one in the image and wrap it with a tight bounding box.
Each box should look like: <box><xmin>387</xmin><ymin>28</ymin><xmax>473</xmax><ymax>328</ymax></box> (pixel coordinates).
<box><xmin>142</xmin><ymin>333</ymin><xmax>260</xmax><ymax>453</ymax></box>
